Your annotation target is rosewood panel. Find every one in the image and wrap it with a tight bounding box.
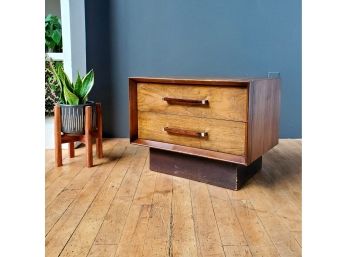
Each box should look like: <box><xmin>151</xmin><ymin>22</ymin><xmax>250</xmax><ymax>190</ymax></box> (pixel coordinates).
<box><xmin>138</xmin><ymin>111</ymin><xmax>247</xmax><ymax>156</ymax></box>
<box><xmin>129</xmin><ymin>79</ymin><xmax>138</xmax><ymax>142</ymax></box>
<box><xmin>137</xmin><ymin>82</ymin><xmax>248</xmax><ymax>122</ymax></box>
<box><xmin>247</xmin><ymin>79</ymin><xmax>280</xmax><ymax>163</ymax></box>
<box><xmin>129</xmin><ymin>77</ymin><xmax>280</xmax><ymax>166</ymax></box>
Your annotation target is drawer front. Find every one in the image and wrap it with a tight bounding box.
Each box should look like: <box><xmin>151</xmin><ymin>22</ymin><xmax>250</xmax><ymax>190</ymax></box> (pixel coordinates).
<box><xmin>138</xmin><ymin>111</ymin><xmax>246</xmax><ymax>156</ymax></box>
<box><xmin>137</xmin><ymin>83</ymin><xmax>248</xmax><ymax>122</ymax></box>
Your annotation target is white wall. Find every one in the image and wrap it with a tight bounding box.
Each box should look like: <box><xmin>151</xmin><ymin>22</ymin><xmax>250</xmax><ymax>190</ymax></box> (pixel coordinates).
<box><xmin>61</xmin><ymin>0</ymin><xmax>86</xmax><ymax>81</ymax></box>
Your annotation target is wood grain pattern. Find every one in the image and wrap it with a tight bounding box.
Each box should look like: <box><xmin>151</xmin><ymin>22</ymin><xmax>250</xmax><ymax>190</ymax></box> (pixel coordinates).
<box><xmin>96</xmin><ymin>103</ymin><xmax>103</xmax><ymax>158</ymax></box>
<box><xmin>130</xmin><ymin>77</ymin><xmax>280</xmax><ymax>166</ymax></box>
<box><xmin>190</xmin><ymin>180</ymin><xmax>225</xmax><ymax>257</ymax></box>
<box><xmin>172</xmin><ymin>177</ymin><xmax>198</xmax><ymax>257</ymax></box>
<box><xmin>59</xmin><ymin>147</ymin><xmax>145</xmax><ymax>257</ymax></box>
<box><xmin>137</xmin><ymin>82</ymin><xmax>248</xmax><ymax>122</ymax></box>
<box><xmin>93</xmin><ymin>147</ymin><xmax>144</xmax><ymax>245</ymax></box>
<box><xmin>129</xmin><ymin>79</ymin><xmax>138</xmax><ymax>142</ymax></box>
<box><xmin>208</xmin><ymin>185</ymin><xmax>248</xmax><ymax>245</ymax></box>
<box><xmin>45</xmin><ymin>140</ymin><xmax>117</xmax><ymax>201</ymax></box>
<box><xmin>45</xmin><ymin>139</ymin><xmax>301</xmax><ymax>257</ymax></box>
<box><xmin>85</xmin><ymin>106</ymin><xmax>93</xmax><ymax>167</ymax></box>
<box><xmin>133</xmin><ymin>139</ymin><xmax>247</xmax><ymax>164</ymax></box>
<box><xmin>87</xmin><ymin>245</ymin><xmax>117</xmax><ymax>257</ymax></box>
<box><xmin>115</xmin><ymin>158</ymin><xmax>156</xmax><ymax>257</ymax></box>
<box><xmin>45</xmin><ymin>143</ymin><xmax>125</xmax><ymax>257</ymax></box>
<box><xmin>223</xmin><ymin>246</ymin><xmax>253</xmax><ymax>257</ymax></box>
<box><xmin>231</xmin><ymin>200</ymin><xmax>280</xmax><ymax>256</ymax></box>
<box><xmin>247</xmin><ymin>79</ymin><xmax>280</xmax><ymax>163</ymax></box>
<box><xmin>45</xmin><ymin>189</ymin><xmax>80</xmax><ymax>235</ymax></box>
<box><xmin>68</xmin><ymin>142</ymin><xmax>74</xmax><ymax>158</ymax></box>
<box><xmin>140</xmin><ymin>173</ymin><xmax>174</xmax><ymax>257</ymax></box>
<box><xmin>54</xmin><ymin>105</ymin><xmax>62</xmax><ymax>167</ymax></box>
<box><xmin>138</xmin><ymin>111</ymin><xmax>246</xmax><ymax>156</ymax></box>
<box><xmin>130</xmin><ymin>76</ymin><xmax>256</xmax><ymax>85</ymax></box>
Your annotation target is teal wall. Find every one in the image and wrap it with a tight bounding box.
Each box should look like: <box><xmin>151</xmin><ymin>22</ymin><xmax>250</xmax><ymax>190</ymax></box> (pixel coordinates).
<box><xmin>86</xmin><ymin>0</ymin><xmax>301</xmax><ymax>138</ymax></box>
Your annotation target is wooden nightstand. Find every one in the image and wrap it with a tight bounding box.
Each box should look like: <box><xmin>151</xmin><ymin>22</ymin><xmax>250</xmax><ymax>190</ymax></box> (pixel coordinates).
<box><xmin>129</xmin><ymin>77</ymin><xmax>280</xmax><ymax>190</ymax></box>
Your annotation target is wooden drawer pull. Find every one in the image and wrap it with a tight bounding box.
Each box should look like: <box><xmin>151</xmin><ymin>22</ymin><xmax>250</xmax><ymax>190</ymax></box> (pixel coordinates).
<box><xmin>164</xmin><ymin>127</ymin><xmax>208</xmax><ymax>138</ymax></box>
<box><xmin>162</xmin><ymin>97</ymin><xmax>209</xmax><ymax>106</ymax></box>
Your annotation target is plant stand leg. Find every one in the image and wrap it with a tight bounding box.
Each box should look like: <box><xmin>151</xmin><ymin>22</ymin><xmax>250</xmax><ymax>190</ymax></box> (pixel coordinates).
<box><xmin>54</xmin><ymin>105</ymin><xmax>62</xmax><ymax>167</ymax></box>
<box><xmin>96</xmin><ymin>103</ymin><xmax>103</xmax><ymax>158</ymax></box>
<box><xmin>85</xmin><ymin>106</ymin><xmax>93</xmax><ymax>167</ymax></box>
<box><xmin>69</xmin><ymin>142</ymin><xmax>75</xmax><ymax>158</ymax></box>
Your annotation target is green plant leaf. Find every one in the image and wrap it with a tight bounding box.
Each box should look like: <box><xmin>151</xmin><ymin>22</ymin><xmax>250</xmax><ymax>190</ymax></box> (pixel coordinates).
<box><xmin>63</xmin><ymin>84</ymin><xmax>79</xmax><ymax>105</ymax></box>
<box><xmin>45</xmin><ymin>41</ymin><xmax>55</xmax><ymax>51</ymax></box>
<box><xmin>51</xmin><ymin>30</ymin><xmax>61</xmax><ymax>44</ymax></box>
<box><xmin>49</xmin><ymin>64</ymin><xmax>72</xmax><ymax>104</ymax></box>
<box><xmin>78</xmin><ymin>70</ymin><xmax>94</xmax><ymax>99</ymax></box>
<box><xmin>59</xmin><ymin>82</ymin><xmax>66</xmax><ymax>104</ymax></box>
<box><xmin>74</xmin><ymin>73</ymin><xmax>87</xmax><ymax>104</ymax></box>
<box><xmin>45</xmin><ymin>14</ymin><xmax>52</xmax><ymax>22</ymax></box>
<box><xmin>82</xmin><ymin>95</ymin><xmax>88</xmax><ymax>104</ymax></box>
<box><xmin>57</xmin><ymin>66</ymin><xmax>73</xmax><ymax>92</ymax></box>
<box><xmin>45</xmin><ymin>14</ymin><xmax>62</xmax><ymax>52</ymax></box>
<box><xmin>74</xmin><ymin>72</ymin><xmax>82</xmax><ymax>92</ymax></box>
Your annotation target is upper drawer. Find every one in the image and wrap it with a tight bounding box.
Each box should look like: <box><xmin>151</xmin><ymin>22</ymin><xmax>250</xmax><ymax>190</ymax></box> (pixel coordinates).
<box><xmin>137</xmin><ymin>83</ymin><xmax>248</xmax><ymax>122</ymax></box>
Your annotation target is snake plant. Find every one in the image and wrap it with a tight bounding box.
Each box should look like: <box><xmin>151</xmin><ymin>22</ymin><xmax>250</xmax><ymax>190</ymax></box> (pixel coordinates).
<box><xmin>47</xmin><ymin>58</ymin><xmax>94</xmax><ymax>105</ymax></box>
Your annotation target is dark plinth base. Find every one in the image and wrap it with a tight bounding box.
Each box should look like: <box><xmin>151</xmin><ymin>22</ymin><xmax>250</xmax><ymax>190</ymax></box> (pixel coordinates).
<box><xmin>149</xmin><ymin>148</ymin><xmax>262</xmax><ymax>190</ymax></box>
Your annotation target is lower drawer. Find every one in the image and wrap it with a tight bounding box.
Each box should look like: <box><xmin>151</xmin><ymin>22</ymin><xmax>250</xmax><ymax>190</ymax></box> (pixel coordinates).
<box><xmin>138</xmin><ymin>111</ymin><xmax>246</xmax><ymax>156</ymax></box>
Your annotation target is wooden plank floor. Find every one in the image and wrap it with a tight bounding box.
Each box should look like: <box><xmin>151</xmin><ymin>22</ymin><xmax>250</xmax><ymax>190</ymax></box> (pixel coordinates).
<box><xmin>46</xmin><ymin>139</ymin><xmax>301</xmax><ymax>257</ymax></box>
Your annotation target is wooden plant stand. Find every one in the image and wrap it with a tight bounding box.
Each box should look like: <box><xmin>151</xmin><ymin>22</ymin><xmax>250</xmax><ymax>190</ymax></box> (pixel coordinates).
<box><xmin>54</xmin><ymin>103</ymin><xmax>103</xmax><ymax>167</ymax></box>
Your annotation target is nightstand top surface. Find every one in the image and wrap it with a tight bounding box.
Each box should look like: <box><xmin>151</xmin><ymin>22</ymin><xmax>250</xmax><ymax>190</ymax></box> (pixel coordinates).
<box><xmin>129</xmin><ymin>76</ymin><xmax>279</xmax><ymax>85</ymax></box>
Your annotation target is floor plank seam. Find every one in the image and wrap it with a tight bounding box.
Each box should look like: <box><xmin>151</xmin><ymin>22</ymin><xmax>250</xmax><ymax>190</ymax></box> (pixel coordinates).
<box><xmin>57</xmin><ymin>186</ymin><xmax>100</xmax><ymax>257</ymax></box>
<box><xmin>76</xmin><ymin>142</ymin><xmax>124</xmax><ymax>192</ymax></box>
<box><xmin>45</xmin><ymin>140</ymin><xmax>301</xmax><ymax>257</ymax></box>
<box><xmin>137</xmin><ymin>172</ymin><xmax>159</xmax><ymax>257</ymax></box>
<box><xmin>250</xmin><ymin>201</ymin><xmax>282</xmax><ymax>257</ymax></box>
<box><xmin>56</xmin><ymin>144</ymin><xmax>127</xmax><ymax>257</ymax></box>
<box><xmin>105</xmin><ymin>148</ymin><xmax>148</xmax><ymax>253</ymax></box>
<box><xmin>45</xmin><ymin>188</ymin><xmax>81</xmax><ymax>211</ymax></box>
<box><xmin>293</xmin><ymin>234</ymin><xmax>302</xmax><ymax>248</ymax></box>
<box><xmin>207</xmin><ymin>186</ymin><xmax>228</xmax><ymax>257</ymax></box>
<box><xmin>45</xmin><ymin>152</ymin><xmax>70</xmax><ymax>174</ymax></box>
<box><xmin>221</xmin><ymin>244</ymin><xmax>250</xmax><ymax>246</ymax></box>
<box><xmin>87</xmin><ymin>147</ymin><xmax>146</xmax><ymax>257</ymax></box>
<box><xmin>45</xmin><ymin>142</ymin><xmax>121</xmax><ymax>235</ymax></box>
<box><xmin>45</xmin><ymin>192</ymin><xmax>79</xmax><ymax>237</ymax></box>
<box><xmin>46</xmin><ymin>141</ymin><xmax>119</xmax><ymax>206</ymax></box>
<box><xmin>45</xmin><ymin>163</ymin><xmax>81</xmax><ymax>189</ymax></box>
<box><xmin>45</xmin><ymin>165</ymin><xmax>86</xmax><ymax>207</ymax></box>
<box><xmin>226</xmin><ymin>192</ymin><xmax>251</xmax><ymax>252</ymax></box>
<box><xmin>45</xmin><ymin>143</ymin><xmax>99</xmax><ymax>180</ymax></box>
<box><xmin>84</xmin><ymin>146</ymin><xmax>138</xmax><ymax>255</ymax></box>
<box><xmin>188</xmin><ymin>180</ymin><xmax>202</xmax><ymax>257</ymax></box>
<box><xmin>167</xmin><ymin>187</ymin><xmax>174</xmax><ymax>257</ymax></box>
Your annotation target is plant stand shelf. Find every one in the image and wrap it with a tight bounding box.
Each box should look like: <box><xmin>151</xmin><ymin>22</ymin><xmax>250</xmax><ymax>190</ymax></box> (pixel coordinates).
<box><xmin>54</xmin><ymin>103</ymin><xmax>103</xmax><ymax>167</ymax></box>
